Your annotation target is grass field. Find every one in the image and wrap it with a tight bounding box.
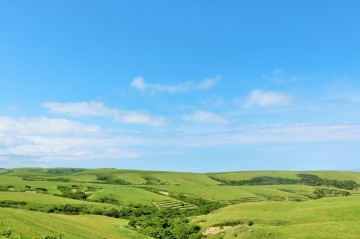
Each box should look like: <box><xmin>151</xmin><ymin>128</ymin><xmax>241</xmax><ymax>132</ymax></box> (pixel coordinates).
<box><xmin>1</xmin><ymin>168</ymin><xmax>360</xmax><ymax>239</ymax></box>
<box><xmin>78</xmin><ymin>169</ymin><xmax>220</xmax><ymax>185</ymax></box>
<box><xmin>88</xmin><ymin>184</ymin><xmax>174</xmax><ymax>205</ymax></box>
<box><xmin>0</xmin><ymin>192</ymin><xmax>114</xmax><ymax>206</ymax></box>
<box><xmin>0</xmin><ymin>208</ymin><xmax>151</xmax><ymax>239</ymax></box>
<box><xmin>150</xmin><ymin>184</ymin><xmax>315</xmax><ymax>202</ymax></box>
<box><xmin>192</xmin><ymin>196</ymin><xmax>360</xmax><ymax>238</ymax></box>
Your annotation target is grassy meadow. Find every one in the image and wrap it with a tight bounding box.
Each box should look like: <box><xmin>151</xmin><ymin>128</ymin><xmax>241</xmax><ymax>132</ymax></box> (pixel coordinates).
<box><xmin>0</xmin><ymin>207</ymin><xmax>150</xmax><ymax>239</ymax></box>
<box><xmin>192</xmin><ymin>196</ymin><xmax>360</xmax><ymax>239</ymax></box>
<box><xmin>1</xmin><ymin>168</ymin><xmax>360</xmax><ymax>238</ymax></box>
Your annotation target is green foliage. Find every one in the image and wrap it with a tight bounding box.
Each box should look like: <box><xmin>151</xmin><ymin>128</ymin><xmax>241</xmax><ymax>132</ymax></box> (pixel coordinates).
<box><xmin>103</xmin><ymin>208</ymin><xmax>120</xmax><ymax>218</ymax></box>
<box><xmin>96</xmin><ymin>175</ymin><xmax>131</xmax><ymax>185</ymax></box>
<box><xmin>93</xmin><ymin>196</ymin><xmax>121</xmax><ymax>205</ymax></box>
<box><xmin>142</xmin><ymin>176</ymin><xmax>161</xmax><ymax>185</ymax></box>
<box><xmin>209</xmin><ymin>174</ymin><xmax>359</xmax><ymax>190</ymax></box>
<box><xmin>0</xmin><ymin>227</ymin><xmax>63</xmax><ymax>239</ymax></box>
<box><xmin>153</xmin><ymin>200</ymin><xmax>197</xmax><ymax>210</ymax></box>
<box><xmin>22</xmin><ymin>177</ymin><xmax>70</xmax><ymax>182</ymax></box>
<box><xmin>0</xmin><ymin>200</ymin><xmax>27</xmax><ymax>208</ymax></box>
<box><xmin>209</xmin><ymin>175</ymin><xmax>298</xmax><ymax>186</ymax></box>
<box><xmin>0</xmin><ymin>228</ymin><xmax>13</xmax><ymax>238</ymax></box>
<box><xmin>312</xmin><ymin>188</ymin><xmax>350</xmax><ymax>199</ymax></box>
<box><xmin>297</xmin><ymin>174</ymin><xmax>358</xmax><ymax>190</ymax></box>
<box><xmin>170</xmin><ymin>194</ymin><xmax>224</xmax><ymax>214</ymax></box>
<box><xmin>118</xmin><ymin>204</ymin><xmax>156</xmax><ymax>218</ymax></box>
<box><xmin>3</xmin><ymin>168</ymin><xmax>360</xmax><ymax>239</ymax></box>
<box><xmin>0</xmin><ymin>185</ymin><xmax>15</xmax><ymax>191</ymax></box>
<box><xmin>47</xmin><ymin>178</ymin><xmax>70</xmax><ymax>182</ymax></box>
<box><xmin>0</xmin><ymin>170</ymin><xmax>13</xmax><ymax>176</ymax></box>
<box><xmin>34</xmin><ymin>235</ymin><xmax>63</xmax><ymax>239</ymax></box>
<box><xmin>128</xmin><ymin>207</ymin><xmax>202</xmax><ymax>239</ymax></box>
<box><xmin>46</xmin><ymin>168</ymin><xmax>87</xmax><ymax>174</ymax></box>
<box><xmin>55</xmin><ymin>186</ymin><xmax>87</xmax><ymax>200</ymax></box>
<box><xmin>47</xmin><ymin>204</ymin><xmax>84</xmax><ymax>215</ymax></box>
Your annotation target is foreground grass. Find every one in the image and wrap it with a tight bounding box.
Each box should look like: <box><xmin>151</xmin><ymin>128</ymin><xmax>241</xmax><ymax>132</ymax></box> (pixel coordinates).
<box><xmin>0</xmin><ymin>208</ymin><xmax>151</xmax><ymax>239</ymax></box>
<box><xmin>193</xmin><ymin>196</ymin><xmax>360</xmax><ymax>238</ymax></box>
<box><xmin>2</xmin><ymin>168</ymin><xmax>360</xmax><ymax>238</ymax></box>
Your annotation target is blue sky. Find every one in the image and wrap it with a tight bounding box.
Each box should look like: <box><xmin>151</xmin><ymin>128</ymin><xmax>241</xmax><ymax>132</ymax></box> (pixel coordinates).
<box><xmin>1</xmin><ymin>1</ymin><xmax>360</xmax><ymax>172</ymax></box>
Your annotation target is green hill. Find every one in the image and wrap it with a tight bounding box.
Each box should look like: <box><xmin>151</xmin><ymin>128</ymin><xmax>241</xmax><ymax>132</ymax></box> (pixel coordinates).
<box><xmin>0</xmin><ymin>207</ymin><xmax>150</xmax><ymax>239</ymax></box>
<box><xmin>192</xmin><ymin>196</ymin><xmax>360</xmax><ymax>238</ymax></box>
<box><xmin>1</xmin><ymin>168</ymin><xmax>360</xmax><ymax>239</ymax></box>
<box><xmin>210</xmin><ymin>170</ymin><xmax>360</xmax><ymax>183</ymax></box>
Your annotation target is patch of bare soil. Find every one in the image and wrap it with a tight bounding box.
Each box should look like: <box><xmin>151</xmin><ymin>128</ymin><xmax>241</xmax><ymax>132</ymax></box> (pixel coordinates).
<box><xmin>203</xmin><ymin>226</ymin><xmax>232</xmax><ymax>235</ymax></box>
<box><xmin>159</xmin><ymin>191</ymin><xmax>169</xmax><ymax>196</ymax></box>
<box><xmin>25</xmin><ymin>190</ymin><xmax>37</xmax><ymax>193</ymax></box>
<box><xmin>152</xmin><ymin>201</ymin><xmax>160</xmax><ymax>208</ymax></box>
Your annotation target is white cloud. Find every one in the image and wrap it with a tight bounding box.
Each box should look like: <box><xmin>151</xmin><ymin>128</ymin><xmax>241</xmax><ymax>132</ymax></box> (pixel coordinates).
<box><xmin>0</xmin><ymin>116</ymin><xmax>102</xmax><ymax>136</ymax></box>
<box><xmin>198</xmin><ymin>76</ymin><xmax>220</xmax><ymax>89</ymax></box>
<box><xmin>262</xmin><ymin>69</ymin><xmax>298</xmax><ymax>84</ymax></box>
<box><xmin>130</xmin><ymin>77</ymin><xmax>146</xmax><ymax>90</ymax></box>
<box><xmin>130</xmin><ymin>76</ymin><xmax>220</xmax><ymax>93</ymax></box>
<box><xmin>0</xmin><ymin>116</ymin><xmax>143</xmax><ymax>165</ymax></box>
<box><xmin>164</xmin><ymin>123</ymin><xmax>360</xmax><ymax>148</ymax></box>
<box><xmin>244</xmin><ymin>89</ymin><xmax>293</xmax><ymax>107</ymax></box>
<box><xmin>42</xmin><ymin>101</ymin><xmax>113</xmax><ymax>117</ymax></box>
<box><xmin>183</xmin><ymin>110</ymin><xmax>228</xmax><ymax>124</ymax></box>
<box><xmin>1</xmin><ymin>113</ymin><xmax>360</xmax><ymax>167</ymax></box>
<box><xmin>118</xmin><ymin>110</ymin><xmax>165</xmax><ymax>126</ymax></box>
<box><xmin>42</xmin><ymin>101</ymin><xmax>165</xmax><ymax>126</ymax></box>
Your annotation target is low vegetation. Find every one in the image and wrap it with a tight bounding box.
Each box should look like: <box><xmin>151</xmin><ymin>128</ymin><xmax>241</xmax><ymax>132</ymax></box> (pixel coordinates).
<box><xmin>209</xmin><ymin>173</ymin><xmax>359</xmax><ymax>190</ymax></box>
<box><xmin>1</xmin><ymin>168</ymin><xmax>360</xmax><ymax>238</ymax></box>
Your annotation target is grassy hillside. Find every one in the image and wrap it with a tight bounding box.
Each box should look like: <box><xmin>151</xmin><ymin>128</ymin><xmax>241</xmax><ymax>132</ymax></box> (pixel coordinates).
<box><xmin>150</xmin><ymin>184</ymin><xmax>314</xmax><ymax>202</ymax></box>
<box><xmin>1</xmin><ymin>168</ymin><xmax>360</xmax><ymax>239</ymax></box>
<box><xmin>211</xmin><ymin>171</ymin><xmax>360</xmax><ymax>183</ymax></box>
<box><xmin>0</xmin><ymin>207</ymin><xmax>151</xmax><ymax>239</ymax></box>
<box><xmin>78</xmin><ymin>169</ymin><xmax>219</xmax><ymax>185</ymax></box>
<box><xmin>192</xmin><ymin>196</ymin><xmax>360</xmax><ymax>238</ymax></box>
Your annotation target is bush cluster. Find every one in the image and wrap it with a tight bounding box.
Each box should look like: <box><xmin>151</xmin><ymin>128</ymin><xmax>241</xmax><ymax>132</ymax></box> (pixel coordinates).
<box><xmin>55</xmin><ymin>186</ymin><xmax>87</xmax><ymax>200</ymax></box>
<box><xmin>0</xmin><ymin>228</ymin><xmax>62</xmax><ymax>239</ymax></box>
<box><xmin>209</xmin><ymin>174</ymin><xmax>359</xmax><ymax>190</ymax></box>
<box><xmin>95</xmin><ymin>175</ymin><xmax>131</xmax><ymax>185</ymax></box>
<box><xmin>128</xmin><ymin>207</ymin><xmax>202</xmax><ymax>239</ymax></box>
<box><xmin>93</xmin><ymin>196</ymin><xmax>121</xmax><ymax>205</ymax></box>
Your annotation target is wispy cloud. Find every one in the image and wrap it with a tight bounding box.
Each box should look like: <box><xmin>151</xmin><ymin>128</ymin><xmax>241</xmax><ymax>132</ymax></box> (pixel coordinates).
<box><xmin>42</xmin><ymin>101</ymin><xmax>165</xmax><ymax>126</ymax></box>
<box><xmin>183</xmin><ymin>110</ymin><xmax>228</xmax><ymax>124</ymax></box>
<box><xmin>262</xmin><ymin>69</ymin><xmax>298</xmax><ymax>84</ymax></box>
<box><xmin>42</xmin><ymin>101</ymin><xmax>113</xmax><ymax>117</ymax></box>
<box><xmin>164</xmin><ymin>123</ymin><xmax>360</xmax><ymax>148</ymax></box>
<box><xmin>130</xmin><ymin>76</ymin><xmax>220</xmax><ymax>93</ymax></box>
<box><xmin>243</xmin><ymin>89</ymin><xmax>293</xmax><ymax>107</ymax></box>
<box><xmin>0</xmin><ymin>116</ymin><xmax>102</xmax><ymax>136</ymax></box>
<box><xmin>0</xmin><ymin>116</ymin><xmax>142</xmax><ymax>165</ymax></box>
<box><xmin>2</xmin><ymin>113</ymin><xmax>360</xmax><ymax>167</ymax></box>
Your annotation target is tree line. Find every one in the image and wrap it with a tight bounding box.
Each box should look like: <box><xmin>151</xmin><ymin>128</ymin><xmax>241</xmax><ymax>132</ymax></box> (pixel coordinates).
<box><xmin>209</xmin><ymin>174</ymin><xmax>359</xmax><ymax>190</ymax></box>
